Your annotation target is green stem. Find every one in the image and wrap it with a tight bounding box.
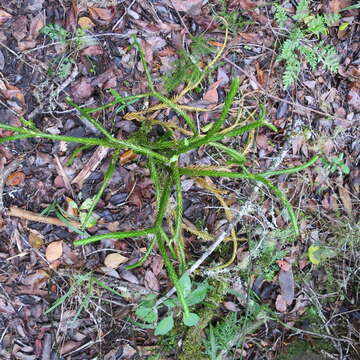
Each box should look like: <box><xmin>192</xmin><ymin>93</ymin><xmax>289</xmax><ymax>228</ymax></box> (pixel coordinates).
<box><xmin>81</xmin><ymin>150</ymin><xmax>120</xmax><ymax>230</ymax></box>
<box><xmin>73</xmin><ymin>227</ymin><xmax>156</xmax><ymax>246</ymax></box>
<box><xmin>205</xmin><ymin>77</ymin><xmax>240</xmax><ymax>138</ymax></box>
<box><xmin>155</xmin><ymin>229</ymin><xmax>190</xmax><ymax>317</ymax></box>
<box><xmin>178</xmin><ymin>167</ymin><xmax>299</xmax><ymax>236</ymax></box>
<box><xmin>125</xmin><ymin>234</ymin><xmax>157</xmax><ymax>270</ymax></box>
<box><xmin>172</xmin><ymin>164</ymin><xmax>186</xmax><ymax>274</ymax></box>
<box><xmin>175</xmin><ymin>121</ymin><xmax>264</xmax><ymax>154</ymax></box>
<box><xmin>259</xmin><ymin>155</ymin><xmax>319</xmax><ymax>177</ymax></box>
<box><xmin>0</xmin><ymin>123</ymin><xmax>170</xmax><ymax>163</ymax></box>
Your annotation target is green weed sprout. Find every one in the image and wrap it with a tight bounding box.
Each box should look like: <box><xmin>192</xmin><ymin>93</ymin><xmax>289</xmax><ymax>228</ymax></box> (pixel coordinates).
<box><xmin>0</xmin><ymin>35</ymin><xmax>319</xmax><ymax>333</ymax></box>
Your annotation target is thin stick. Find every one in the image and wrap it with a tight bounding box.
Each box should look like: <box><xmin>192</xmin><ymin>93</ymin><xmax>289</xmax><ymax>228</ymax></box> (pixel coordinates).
<box><xmin>8</xmin><ymin>206</ymin><xmax>81</xmax><ymax>228</ymax></box>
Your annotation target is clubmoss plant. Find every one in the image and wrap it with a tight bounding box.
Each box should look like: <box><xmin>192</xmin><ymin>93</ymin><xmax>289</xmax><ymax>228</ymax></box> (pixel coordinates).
<box><xmin>0</xmin><ymin>33</ymin><xmax>319</xmax><ymax>331</ymax></box>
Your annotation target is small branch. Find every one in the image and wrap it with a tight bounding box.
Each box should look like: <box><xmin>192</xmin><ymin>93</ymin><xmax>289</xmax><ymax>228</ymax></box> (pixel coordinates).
<box><xmin>8</xmin><ymin>206</ymin><xmax>81</xmax><ymax>228</ymax></box>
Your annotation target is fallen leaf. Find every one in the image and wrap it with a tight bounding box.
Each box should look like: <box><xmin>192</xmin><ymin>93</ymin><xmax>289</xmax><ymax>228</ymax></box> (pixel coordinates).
<box><xmin>338</xmin><ymin>185</ymin><xmax>353</xmax><ymax>216</ymax></box>
<box><xmin>330</xmin><ymin>0</ymin><xmax>352</xmax><ymax>13</ymax></box>
<box><xmin>45</xmin><ymin>241</ymin><xmax>63</xmax><ymax>262</ymax></box>
<box><xmin>348</xmin><ymin>90</ymin><xmax>360</xmax><ymax>111</ymax></box>
<box><xmin>276</xmin><ymin>260</ymin><xmax>291</xmax><ymax>272</ymax></box>
<box><xmin>29</xmin><ymin>13</ymin><xmax>44</xmax><ymax>40</ymax></box>
<box><xmin>0</xmin><ymin>9</ymin><xmax>12</xmax><ymax>25</ymax></box>
<box><xmin>224</xmin><ymin>301</ymin><xmax>240</xmax><ymax>312</ymax></box>
<box><xmin>144</xmin><ymin>270</ymin><xmax>160</xmax><ymax>292</ymax></box>
<box><xmin>6</xmin><ymin>171</ymin><xmax>25</xmax><ymax>186</ymax></box>
<box><xmin>104</xmin><ymin>253</ymin><xmax>129</xmax><ymax>268</ymax></box>
<box><xmin>88</xmin><ymin>7</ymin><xmax>115</xmax><ymax>22</ymax></box>
<box><xmin>120</xmin><ymin>150</ymin><xmax>137</xmax><ymax>165</ymax></box>
<box><xmin>71</xmin><ymin>77</ymin><xmax>94</xmax><ymax>103</ymax></box>
<box><xmin>275</xmin><ymin>295</ymin><xmax>287</xmax><ymax>312</ymax></box>
<box><xmin>78</xmin><ymin>16</ymin><xmax>95</xmax><ymax>29</ymax></box>
<box><xmin>278</xmin><ymin>268</ymin><xmax>294</xmax><ymax>306</ymax></box>
<box><xmin>203</xmin><ymin>80</ymin><xmax>221</xmax><ymax>105</ymax></box>
<box><xmin>28</xmin><ymin>230</ymin><xmax>44</xmax><ymax>248</ymax></box>
<box><xmin>168</xmin><ymin>0</ymin><xmax>203</xmax><ymax>15</ymax></box>
<box><xmin>82</xmin><ymin>45</ymin><xmax>103</xmax><ymax>56</ymax></box>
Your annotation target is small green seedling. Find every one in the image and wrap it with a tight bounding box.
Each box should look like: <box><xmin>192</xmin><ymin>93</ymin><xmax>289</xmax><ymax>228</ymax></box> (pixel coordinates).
<box><xmin>40</xmin><ymin>24</ymin><xmax>70</xmax><ymax>44</ymax></box>
<box><xmin>320</xmin><ymin>153</ymin><xmax>350</xmax><ymax>175</ymax></box>
<box><xmin>135</xmin><ymin>274</ymin><xmax>210</xmax><ymax>335</ymax></box>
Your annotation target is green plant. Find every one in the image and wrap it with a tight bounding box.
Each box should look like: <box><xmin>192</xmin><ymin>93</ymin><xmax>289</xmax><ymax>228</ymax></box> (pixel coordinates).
<box><xmin>45</xmin><ymin>271</ymin><xmax>124</xmax><ymax>319</ymax></box>
<box><xmin>0</xmin><ymin>34</ymin><xmax>319</xmax><ymax>329</ymax></box>
<box><xmin>162</xmin><ymin>35</ymin><xmax>216</xmax><ymax>93</ymax></box>
<box><xmin>215</xmin><ymin>0</ymin><xmax>254</xmax><ymax>33</ymax></box>
<box><xmin>275</xmin><ymin>0</ymin><xmax>340</xmax><ymax>89</ymax></box>
<box><xmin>40</xmin><ymin>24</ymin><xmax>70</xmax><ymax>44</ymax></box>
<box><xmin>320</xmin><ymin>153</ymin><xmax>350</xmax><ymax>175</ymax></box>
<box><xmin>135</xmin><ymin>274</ymin><xmax>210</xmax><ymax>335</ymax></box>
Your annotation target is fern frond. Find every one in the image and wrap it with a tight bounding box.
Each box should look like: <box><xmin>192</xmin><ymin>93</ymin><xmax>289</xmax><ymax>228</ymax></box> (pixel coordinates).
<box><xmin>299</xmin><ymin>45</ymin><xmax>318</xmax><ymax>70</ymax></box>
<box><xmin>306</xmin><ymin>15</ymin><xmax>327</xmax><ymax>36</ymax></box>
<box><xmin>315</xmin><ymin>42</ymin><xmax>339</xmax><ymax>72</ymax></box>
<box><xmin>282</xmin><ymin>57</ymin><xmax>301</xmax><ymax>89</ymax></box>
<box><xmin>274</xmin><ymin>3</ymin><xmax>288</xmax><ymax>28</ymax></box>
<box><xmin>293</xmin><ymin>0</ymin><xmax>309</xmax><ymax>21</ymax></box>
<box><xmin>324</xmin><ymin>12</ymin><xmax>341</xmax><ymax>27</ymax></box>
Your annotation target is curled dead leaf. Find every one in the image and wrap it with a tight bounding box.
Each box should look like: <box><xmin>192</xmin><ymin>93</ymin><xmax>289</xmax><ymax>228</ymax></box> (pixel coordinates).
<box><xmin>104</xmin><ymin>253</ymin><xmax>129</xmax><ymax>268</ymax></box>
<box><xmin>28</xmin><ymin>230</ymin><xmax>44</xmax><ymax>249</ymax></box>
<box><xmin>78</xmin><ymin>16</ymin><xmax>95</xmax><ymax>29</ymax></box>
<box><xmin>168</xmin><ymin>0</ymin><xmax>203</xmax><ymax>15</ymax></box>
<box><xmin>120</xmin><ymin>150</ymin><xmax>137</xmax><ymax>165</ymax></box>
<box><xmin>6</xmin><ymin>171</ymin><xmax>25</xmax><ymax>186</ymax></box>
<box><xmin>88</xmin><ymin>7</ymin><xmax>115</xmax><ymax>22</ymax></box>
<box><xmin>45</xmin><ymin>241</ymin><xmax>63</xmax><ymax>262</ymax></box>
<box><xmin>0</xmin><ymin>9</ymin><xmax>12</xmax><ymax>25</ymax></box>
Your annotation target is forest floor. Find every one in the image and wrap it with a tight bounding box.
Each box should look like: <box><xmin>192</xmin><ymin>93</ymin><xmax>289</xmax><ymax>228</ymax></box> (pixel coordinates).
<box><xmin>0</xmin><ymin>0</ymin><xmax>359</xmax><ymax>359</ymax></box>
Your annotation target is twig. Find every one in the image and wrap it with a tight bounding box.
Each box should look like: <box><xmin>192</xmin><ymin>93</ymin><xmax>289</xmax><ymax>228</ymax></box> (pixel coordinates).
<box><xmin>8</xmin><ymin>206</ymin><xmax>81</xmax><ymax>228</ymax></box>
<box><xmin>0</xmin><ymin>157</ymin><xmax>24</xmax><ymax>212</ymax></box>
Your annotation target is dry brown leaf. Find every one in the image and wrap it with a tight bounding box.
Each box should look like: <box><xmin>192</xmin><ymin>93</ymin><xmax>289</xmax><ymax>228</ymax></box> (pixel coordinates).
<box><xmin>168</xmin><ymin>0</ymin><xmax>203</xmax><ymax>15</ymax></box>
<box><xmin>144</xmin><ymin>270</ymin><xmax>160</xmax><ymax>292</ymax></box>
<box><xmin>338</xmin><ymin>185</ymin><xmax>353</xmax><ymax>216</ymax></box>
<box><xmin>275</xmin><ymin>295</ymin><xmax>287</xmax><ymax>312</ymax></box>
<box><xmin>278</xmin><ymin>268</ymin><xmax>294</xmax><ymax>306</ymax></box>
<box><xmin>6</xmin><ymin>171</ymin><xmax>25</xmax><ymax>186</ymax></box>
<box><xmin>88</xmin><ymin>7</ymin><xmax>115</xmax><ymax>22</ymax></box>
<box><xmin>203</xmin><ymin>80</ymin><xmax>221</xmax><ymax>105</ymax></box>
<box><xmin>330</xmin><ymin>0</ymin><xmax>352</xmax><ymax>13</ymax></box>
<box><xmin>120</xmin><ymin>150</ymin><xmax>137</xmax><ymax>165</ymax></box>
<box><xmin>78</xmin><ymin>16</ymin><xmax>95</xmax><ymax>29</ymax></box>
<box><xmin>45</xmin><ymin>241</ymin><xmax>63</xmax><ymax>262</ymax></box>
<box><xmin>104</xmin><ymin>253</ymin><xmax>129</xmax><ymax>268</ymax></box>
<box><xmin>0</xmin><ymin>9</ymin><xmax>12</xmax><ymax>25</ymax></box>
<box><xmin>82</xmin><ymin>45</ymin><xmax>103</xmax><ymax>56</ymax></box>
<box><xmin>28</xmin><ymin>230</ymin><xmax>44</xmax><ymax>249</ymax></box>
<box><xmin>70</xmin><ymin>77</ymin><xmax>94</xmax><ymax>103</ymax></box>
